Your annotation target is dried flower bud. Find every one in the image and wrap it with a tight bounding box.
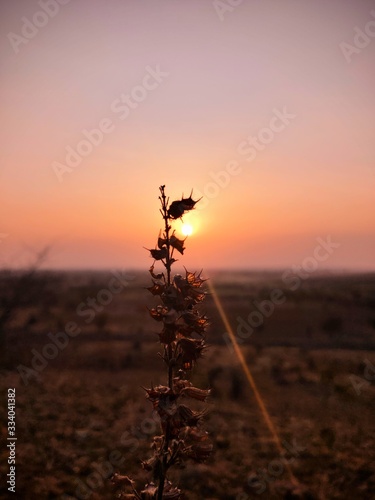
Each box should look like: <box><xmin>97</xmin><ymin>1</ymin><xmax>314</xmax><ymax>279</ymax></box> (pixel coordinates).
<box><xmin>141</xmin><ymin>460</ymin><xmax>153</xmax><ymax>472</ymax></box>
<box><xmin>149</xmin><ymin>264</ymin><xmax>164</xmax><ymax>280</ymax></box>
<box><xmin>146</xmin><ymin>247</ymin><xmax>168</xmax><ymax>261</ymax></box>
<box><xmin>163</xmin><ymin>308</ymin><xmax>178</xmax><ymax>324</ymax></box>
<box><xmin>158</xmin><ymin>234</ymin><xmax>167</xmax><ymax>249</ymax></box>
<box><xmin>183</xmin><ymin>442</ymin><xmax>213</xmax><ymax>462</ymax></box>
<box><xmin>180</xmin><ymin>426</ymin><xmax>209</xmax><ymax>442</ymax></box>
<box><xmin>167</xmin><ymin>192</ymin><xmax>201</xmax><ymax>220</ymax></box>
<box><xmin>185</xmin><ymin>269</ymin><xmax>206</xmax><ymax>287</ymax></box>
<box><xmin>173</xmin><ymin>274</ymin><xmax>206</xmax><ymax>304</ymax></box>
<box><xmin>151</xmin><ymin>435</ymin><xmax>163</xmax><ymax>450</ymax></box>
<box><xmin>140</xmin><ymin>483</ymin><xmax>158</xmax><ymax>499</ymax></box>
<box><xmin>181</xmin><ymin>386</ymin><xmax>211</xmax><ymax>402</ymax></box>
<box><xmin>147</xmin><ymin>281</ymin><xmax>166</xmax><ymax>296</ymax></box>
<box><xmin>159</xmin><ymin>325</ymin><xmax>177</xmax><ymax>344</ymax></box>
<box><xmin>163</xmin><ymin>481</ymin><xmax>182</xmax><ymax>499</ymax></box>
<box><xmin>145</xmin><ymin>385</ymin><xmax>173</xmax><ymax>401</ymax></box>
<box><xmin>111</xmin><ymin>474</ymin><xmax>135</xmax><ymax>486</ymax></box>
<box><xmin>170</xmin><ymin>234</ymin><xmax>186</xmax><ymax>254</ymax></box>
<box><xmin>167</xmin><ymin>200</ymin><xmax>185</xmax><ymax>220</ymax></box>
<box><xmin>180</xmin><ymin>311</ymin><xmax>209</xmax><ymax>335</ymax></box>
<box><xmin>149</xmin><ymin>305</ymin><xmax>169</xmax><ymax>321</ymax></box>
<box><xmin>177</xmin><ymin>338</ymin><xmax>206</xmax><ymax>367</ymax></box>
<box><xmin>174</xmin><ymin>404</ymin><xmax>205</xmax><ymax>428</ymax></box>
<box><xmin>173</xmin><ymin>378</ymin><xmax>191</xmax><ymax>393</ymax></box>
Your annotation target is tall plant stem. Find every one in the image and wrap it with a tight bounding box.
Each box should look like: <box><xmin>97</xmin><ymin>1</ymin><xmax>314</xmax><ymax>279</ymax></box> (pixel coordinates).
<box><xmin>160</xmin><ymin>185</ymin><xmax>172</xmax><ymax>287</ymax></box>
<box><xmin>157</xmin><ymin>185</ymin><xmax>173</xmax><ymax>500</ymax></box>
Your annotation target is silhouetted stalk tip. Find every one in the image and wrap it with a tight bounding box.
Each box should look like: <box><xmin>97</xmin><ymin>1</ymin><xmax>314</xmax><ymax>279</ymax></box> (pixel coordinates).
<box><xmin>114</xmin><ymin>186</ymin><xmax>212</xmax><ymax>500</ymax></box>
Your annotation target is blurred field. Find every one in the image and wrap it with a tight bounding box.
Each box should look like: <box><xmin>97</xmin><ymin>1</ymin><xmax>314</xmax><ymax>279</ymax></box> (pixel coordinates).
<box><xmin>1</xmin><ymin>270</ymin><xmax>375</xmax><ymax>499</ymax></box>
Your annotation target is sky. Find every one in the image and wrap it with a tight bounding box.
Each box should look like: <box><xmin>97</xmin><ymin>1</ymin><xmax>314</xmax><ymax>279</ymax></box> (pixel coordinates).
<box><xmin>1</xmin><ymin>0</ymin><xmax>374</xmax><ymax>270</ymax></box>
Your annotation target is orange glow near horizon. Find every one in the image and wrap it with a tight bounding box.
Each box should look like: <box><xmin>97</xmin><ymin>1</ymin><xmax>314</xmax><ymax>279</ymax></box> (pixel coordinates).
<box><xmin>1</xmin><ymin>1</ymin><xmax>374</xmax><ymax>270</ymax></box>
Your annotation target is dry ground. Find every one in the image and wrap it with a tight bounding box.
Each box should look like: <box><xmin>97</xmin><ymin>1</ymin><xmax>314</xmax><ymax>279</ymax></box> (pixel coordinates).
<box><xmin>0</xmin><ymin>270</ymin><xmax>374</xmax><ymax>499</ymax></box>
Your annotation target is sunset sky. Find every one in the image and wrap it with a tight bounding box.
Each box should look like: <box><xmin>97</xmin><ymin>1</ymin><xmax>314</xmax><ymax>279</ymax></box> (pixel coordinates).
<box><xmin>1</xmin><ymin>0</ymin><xmax>374</xmax><ymax>270</ymax></box>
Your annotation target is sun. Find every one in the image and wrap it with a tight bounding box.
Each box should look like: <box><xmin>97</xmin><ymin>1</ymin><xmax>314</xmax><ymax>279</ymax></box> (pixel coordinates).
<box><xmin>181</xmin><ymin>223</ymin><xmax>193</xmax><ymax>236</ymax></box>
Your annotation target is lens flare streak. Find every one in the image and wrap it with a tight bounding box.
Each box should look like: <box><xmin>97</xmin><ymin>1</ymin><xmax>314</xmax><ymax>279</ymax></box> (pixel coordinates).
<box><xmin>207</xmin><ymin>279</ymin><xmax>299</xmax><ymax>488</ymax></box>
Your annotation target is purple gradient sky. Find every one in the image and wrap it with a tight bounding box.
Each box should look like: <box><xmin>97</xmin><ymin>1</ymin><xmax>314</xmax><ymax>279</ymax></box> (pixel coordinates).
<box><xmin>1</xmin><ymin>0</ymin><xmax>374</xmax><ymax>270</ymax></box>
